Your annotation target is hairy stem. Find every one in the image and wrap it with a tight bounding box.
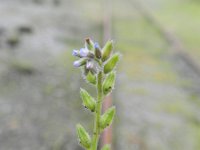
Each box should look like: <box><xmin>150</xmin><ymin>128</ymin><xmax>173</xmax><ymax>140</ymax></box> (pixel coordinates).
<box><xmin>91</xmin><ymin>70</ymin><xmax>103</xmax><ymax>150</ymax></box>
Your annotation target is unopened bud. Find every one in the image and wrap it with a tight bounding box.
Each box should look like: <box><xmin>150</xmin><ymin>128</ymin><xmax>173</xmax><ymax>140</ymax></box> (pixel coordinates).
<box><xmin>100</xmin><ymin>106</ymin><xmax>116</xmax><ymax>129</ymax></box>
<box><xmin>80</xmin><ymin>48</ymin><xmax>95</xmax><ymax>58</ymax></box>
<box><xmin>102</xmin><ymin>40</ymin><xmax>113</xmax><ymax>62</ymax></box>
<box><xmin>80</xmin><ymin>88</ymin><xmax>96</xmax><ymax>112</ymax></box>
<box><xmin>94</xmin><ymin>42</ymin><xmax>102</xmax><ymax>59</ymax></box>
<box><xmin>80</xmin><ymin>48</ymin><xmax>89</xmax><ymax>57</ymax></box>
<box><xmin>72</xmin><ymin>50</ymin><xmax>81</xmax><ymax>57</ymax></box>
<box><xmin>76</xmin><ymin>124</ymin><xmax>91</xmax><ymax>149</ymax></box>
<box><xmin>101</xmin><ymin>144</ymin><xmax>111</xmax><ymax>150</ymax></box>
<box><xmin>86</xmin><ymin>71</ymin><xmax>96</xmax><ymax>85</ymax></box>
<box><xmin>85</xmin><ymin>38</ymin><xmax>95</xmax><ymax>51</ymax></box>
<box><xmin>73</xmin><ymin>58</ymin><xmax>87</xmax><ymax>67</ymax></box>
<box><xmin>103</xmin><ymin>71</ymin><xmax>116</xmax><ymax>95</ymax></box>
<box><xmin>104</xmin><ymin>53</ymin><xmax>120</xmax><ymax>74</ymax></box>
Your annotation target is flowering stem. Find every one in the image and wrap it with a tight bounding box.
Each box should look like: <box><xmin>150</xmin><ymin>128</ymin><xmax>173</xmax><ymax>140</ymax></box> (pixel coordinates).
<box><xmin>91</xmin><ymin>69</ymin><xmax>103</xmax><ymax>150</ymax></box>
<box><xmin>73</xmin><ymin>39</ymin><xmax>119</xmax><ymax>150</ymax></box>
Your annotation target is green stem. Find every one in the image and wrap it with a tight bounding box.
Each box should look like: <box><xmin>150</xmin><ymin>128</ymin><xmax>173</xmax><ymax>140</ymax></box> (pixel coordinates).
<box><xmin>91</xmin><ymin>70</ymin><xmax>103</xmax><ymax>150</ymax></box>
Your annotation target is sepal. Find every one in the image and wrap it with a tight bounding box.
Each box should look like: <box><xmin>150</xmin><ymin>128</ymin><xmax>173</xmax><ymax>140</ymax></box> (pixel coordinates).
<box><xmin>86</xmin><ymin>71</ymin><xmax>96</xmax><ymax>85</ymax></box>
<box><xmin>94</xmin><ymin>42</ymin><xmax>102</xmax><ymax>59</ymax></box>
<box><xmin>85</xmin><ymin>38</ymin><xmax>95</xmax><ymax>51</ymax></box>
<box><xmin>100</xmin><ymin>106</ymin><xmax>116</xmax><ymax>129</ymax></box>
<box><xmin>102</xmin><ymin>40</ymin><xmax>113</xmax><ymax>62</ymax></box>
<box><xmin>76</xmin><ymin>124</ymin><xmax>91</xmax><ymax>149</ymax></box>
<box><xmin>103</xmin><ymin>71</ymin><xmax>116</xmax><ymax>95</ymax></box>
<box><xmin>80</xmin><ymin>88</ymin><xmax>96</xmax><ymax>112</ymax></box>
<box><xmin>104</xmin><ymin>53</ymin><xmax>119</xmax><ymax>74</ymax></box>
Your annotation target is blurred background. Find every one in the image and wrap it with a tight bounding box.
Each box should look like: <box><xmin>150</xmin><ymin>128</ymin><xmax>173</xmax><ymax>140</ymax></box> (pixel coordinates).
<box><xmin>0</xmin><ymin>0</ymin><xmax>200</xmax><ymax>149</ymax></box>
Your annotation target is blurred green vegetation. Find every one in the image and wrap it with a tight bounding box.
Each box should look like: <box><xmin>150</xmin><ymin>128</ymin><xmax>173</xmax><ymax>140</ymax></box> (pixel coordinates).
<box><xmin>111</xmin><ymin>0</ymin><xmax>200</xmax><ymax>149</ymax></box>
<box><xmin>156</xmin><ymin>0</ymin><xmax>200</xmax><ymax>62</ymax></box>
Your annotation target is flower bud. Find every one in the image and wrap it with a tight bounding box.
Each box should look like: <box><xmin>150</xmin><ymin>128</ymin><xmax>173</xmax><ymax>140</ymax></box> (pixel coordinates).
<box><xmin>104</xmin><ymin>53</ymin><xmax>120</xmax><ymax>74</ymax></box>
<box><xmin>101</xmin><ymin>144</ymin><xmax>111</xmax><ymax>150</ymax></box>
<box><xmin>80</xmin><ymin>48</ymin><xmax>95</xmax><ymax>58</ymax></box>
<box><xmin>80</xmin><ymin>48</ymin><xmax>89</xmax><ymax>57</ymax></box>
<box><xmin>85</xmin><ymin>38</ymin><xmax>95</xmax><ymax>51</ymax></box>
<box><xmin>80</xmin><ymin>88</ymin><xmax>96</xmax><ymax>112</ymax></box>
<box><xmin>100</xmin><ymin>106</ymin><xmax>116</xmax><ymax>129</ymax></box>
<box><xmin>76</xmin><ymin>124</ymin><xmax>91</xmax><ymax>149</ymax></box>
<box><xmin>94</xmin><ymin>42</ymin><xmax>102</xmax><ymax>59</ymax></box>
<box><xmin>73</xmin><ymin>58</ymin><xmax>87</xmax><ymax>67</ymax></box>
<box><xmin>103</xmin><ymin>71</ymin><xmax>116</xmax><ymax>95</ymax></box>
<box><xmin>72</xmin><ymin>50</ymin><xmax>81</xmax><ymax>57</ymax></box>
<box><xmin>86</xmin><ymin>71</ymin><xmax>96</xmax><ymax>85</ymax></box>
<box><xmin>102</xmin><ymin>40</ymin><xmax>113</xmax><ymax>62</ymax></box>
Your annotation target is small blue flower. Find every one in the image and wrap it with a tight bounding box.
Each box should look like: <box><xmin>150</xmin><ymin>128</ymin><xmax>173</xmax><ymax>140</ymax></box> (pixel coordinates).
<box><xmin>94</xmin><ymin>42</ymin><xmax>100</xmax><ymax>49</ymax></box>
<box><xmin>73</xmin><ymin>61</ymin><xmax>80</xmax><ymax>67</ymax></box>
<box><xmin>73</xmin><ymin>58</ymin><xmax>87</xmax><ymax>67</ymax></box>
<box><xmin>80</xmin><ymin>48</ymin><xmax>89</xmax><ymax>57</ymax></box>
<box><xmin>72</xmin><ymin>50</ymin><xmax>79</xmax><ymax>57</ymax></box>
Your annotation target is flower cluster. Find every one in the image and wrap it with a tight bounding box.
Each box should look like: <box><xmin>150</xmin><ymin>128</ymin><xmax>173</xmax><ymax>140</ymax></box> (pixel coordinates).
<box><xmin>73</xmin><ymin>38</ymin><xmax>97</xmax><ymax>73</ymax></box>
<box><xmin>72</xmin><ymin>38</ymin><xmax>120</xmax><ymax>150</ymax></box>
<box><xmin>73</xmin><ymin>38</ymin><xmax>119</xmax><ymax>82</ymax></box>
